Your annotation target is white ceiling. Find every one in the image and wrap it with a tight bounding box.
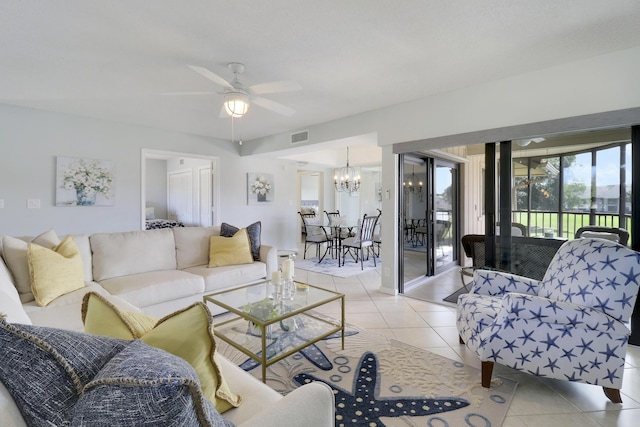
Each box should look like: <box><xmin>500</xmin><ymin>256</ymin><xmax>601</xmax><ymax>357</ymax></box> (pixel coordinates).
<box><xmin>2</xmin><ymin>1</ymin><xmax>640</xmax><ymax>166</ymax></box>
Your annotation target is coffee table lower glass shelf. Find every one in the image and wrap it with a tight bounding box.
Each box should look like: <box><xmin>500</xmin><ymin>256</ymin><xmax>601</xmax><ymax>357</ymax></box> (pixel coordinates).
<box><xmin>203</xmin><ymin>280</ymin><xmax>345</xmax><ymax>382</ymax></box>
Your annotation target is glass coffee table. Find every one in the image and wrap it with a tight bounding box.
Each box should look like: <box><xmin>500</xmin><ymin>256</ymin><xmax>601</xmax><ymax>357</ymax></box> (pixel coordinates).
<box><xmin>203</xmin><ymin>280</ymin><xmax>345</xmax><ymax>382</ymax></box>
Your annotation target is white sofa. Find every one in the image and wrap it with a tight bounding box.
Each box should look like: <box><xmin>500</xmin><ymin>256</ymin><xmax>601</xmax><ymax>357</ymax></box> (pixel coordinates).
<box><xmin>0</xmin><ymin>226</ymin><xmax>335</xmax><ymax>427</ymax></box>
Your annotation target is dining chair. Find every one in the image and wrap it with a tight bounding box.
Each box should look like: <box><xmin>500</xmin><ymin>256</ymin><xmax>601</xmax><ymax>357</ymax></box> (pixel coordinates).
<box><xmin>341</xmin><ymin>214</ymin><xmax>379</xmax><ymax>270</ymax></box>
<box><xmin>298</xmin><ymin>212</ymin><xmax>332</xmax><ymax>262</ymax></box>
<box><xmin>457</xmin><ymin>237</ymin><xmax>640</xmax><ymax>403</ymax></box>
<box><xmin>324</xmin><ymin>210</ymin><xmax>351</xmax><ymax>239</ymax></box>
<box><xmin>299</xmin><ymin>211</ymin><xmax>316</xmax><ymax>237</ymax></box>
<box><xmin>575</xmin><ymin>225</ymin><xmax>629</xmax><ymax>246</ymax></box>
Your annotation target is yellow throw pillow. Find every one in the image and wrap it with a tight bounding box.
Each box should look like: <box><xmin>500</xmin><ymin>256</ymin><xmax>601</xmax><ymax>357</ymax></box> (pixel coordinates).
<box><xmin>208</xmin><ymin>228</ymin><xmax>254</xmax><ymax>267</ymax></box>
<box><xmin>81</xmin><ymin>291</ymin><xmax>157</xmax><ymax>339</ymax></box>
<box><xmin>81</xmin><ymin>292</ymin><xmax>242</xmax><ymax>413</ymax></box>
<box><xmin>27</xmin><ymin>235</ymin><xmax>85</xmax><ymax>306</ymax></box>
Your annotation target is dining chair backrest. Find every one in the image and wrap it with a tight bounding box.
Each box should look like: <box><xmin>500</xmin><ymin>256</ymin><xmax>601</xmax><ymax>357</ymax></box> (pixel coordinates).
<box><xmin>324</xmin><ymin>210</ymin><xmax>341</xmax><ymax>224</ymax></box>
<box><xmin>356</xmin><ymin>214</ymin><xmax>378</xmax><ymax>247</ymax></box>
<box><xmin>299</xmin><ymin>211</ymin><xmax>320</xmax><ymax>235</ymax></box>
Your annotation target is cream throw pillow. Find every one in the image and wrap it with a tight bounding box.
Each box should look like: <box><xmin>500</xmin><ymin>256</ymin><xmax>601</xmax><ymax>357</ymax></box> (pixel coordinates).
<box><xmin>82</xmin><ymin>292</ymin><xmax>242</xmax><ymax>413</ymax></box>
<box><xmin>27</xmin><ymin>235</ymin><xmax>85</xmax><ymax>306</ymax></box>
<box><xmin>208</xmin><ymin>228</ymin><xmax>254</xmax><ymax>267</ymax></box>
<box><xmin>2</xmin><ymin>229</ymin><xmax>61</xmax><ymax>303</ymax></box>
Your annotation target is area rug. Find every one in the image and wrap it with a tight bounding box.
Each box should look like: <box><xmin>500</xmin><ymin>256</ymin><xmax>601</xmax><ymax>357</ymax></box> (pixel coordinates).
<box><xmin>443</xmin><ymin>286</ymin><xmax>469</xmax><ymax>304</ymax></box>
<box><xmin>218</xmin><ymin>324</ymin><xmax>517</xmax><ymax>427</ymax></box>
<box><xmin>295</xmin><ymin>256</ymin><xmax>379</xmax><ymax>278</ymax></box>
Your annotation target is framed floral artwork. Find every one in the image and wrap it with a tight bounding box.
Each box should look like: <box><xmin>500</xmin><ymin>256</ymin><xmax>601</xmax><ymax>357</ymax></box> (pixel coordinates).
<box><xmin>247</xmin><ymin>173</ymin><xmax>274</xmax><ymax>205</ymax></box>
<box><xmin>55</xmin><ymin>156</ymin><xmax>115</xmax><ymax>206</ymax></box>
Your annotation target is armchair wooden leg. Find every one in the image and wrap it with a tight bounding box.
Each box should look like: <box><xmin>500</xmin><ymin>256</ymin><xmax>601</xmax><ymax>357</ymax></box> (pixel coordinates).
<box><xmin>603</xmin><ymin>387</ymin><xmax>622</xmax><ymax>403</ymax></box>
<box><xmin>481</xmin><ymin>361</ymin><xmax>494</xmax><ymax>388</ymax></box>
<box><xmin>459</xmin><ymin>335</ymin><xmax>465</xmax><ymax>344</ymax></box>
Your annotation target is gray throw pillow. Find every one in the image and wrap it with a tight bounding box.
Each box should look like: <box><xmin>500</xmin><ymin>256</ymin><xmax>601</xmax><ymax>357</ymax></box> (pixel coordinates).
<box><xmin>0</xmin><ymin>320</ymin><xmax>128</xmax><ymax>426</ymax></box>
<box><xmin>0</xmin><ymin>321</ymin><xmax>235</xmax><ymax>427</ymax></box>
<box><xmin>221</xmin><ymin>221</ymin><xmax>261</xmax><ymax>261</ymax></box>
<box><xmin>71</xmin><ymin>340</ymin><xmax>235</xmax><ymax>427</ymax></box>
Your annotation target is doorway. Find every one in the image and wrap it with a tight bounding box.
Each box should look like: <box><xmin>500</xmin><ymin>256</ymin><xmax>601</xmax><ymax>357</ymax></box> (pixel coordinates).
<box><xmin>141</xmin><ymin>149</ymin><xmax>219</xmax><ymax>229</ymax></box>
<box><xmin>400</xmin><ymin>154</ymin><xmax>459</xmax><ymax>291</ymax></box>
<box><xmin>298</xmin><ymin>171</ymin><xmax>324</xmax><ymax>241</ymax></box>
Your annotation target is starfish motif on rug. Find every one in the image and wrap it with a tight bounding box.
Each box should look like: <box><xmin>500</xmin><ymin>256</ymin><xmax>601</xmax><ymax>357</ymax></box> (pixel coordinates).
<box><xmin>293</xmin><ymin>351</ymin><xmax>469</xmax><ymax>426</ymax></box>
<box><xmin>238</xmin><ymin>329</ymin><xmax>359</xmax><ymax>371</ymax></box>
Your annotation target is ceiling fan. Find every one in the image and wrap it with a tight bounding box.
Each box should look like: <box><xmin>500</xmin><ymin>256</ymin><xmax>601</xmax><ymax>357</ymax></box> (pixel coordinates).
<box><xmin>173</xmin><ymin>62</ymin><xmax>301</xmax><ymax>118</ymax></box>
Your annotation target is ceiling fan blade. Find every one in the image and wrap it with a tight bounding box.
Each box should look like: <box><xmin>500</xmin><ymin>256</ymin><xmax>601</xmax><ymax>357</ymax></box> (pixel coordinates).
<box><xmin>160</xmin><ymin>91</ymin><xmax>217</xmax><ymax>96</ymax></box>
<box><xmin>187</xmin><ymin>65</ymin><xmax>233</xmax><ymax>89</ymax></box>
<box><xmin>249</xmin><ymin>80</ymin><xmax>302</xmax><ymax>95</ymax></box>
<box><xmin>252</xmin><ymin>96</ymin><xmax>296</xmax><ymax>116</ymax></box>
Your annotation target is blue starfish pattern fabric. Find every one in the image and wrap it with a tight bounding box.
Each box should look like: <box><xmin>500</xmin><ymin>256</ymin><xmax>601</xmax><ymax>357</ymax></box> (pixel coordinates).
<box><xmin>457</xmin><ymin>238</ymin><xmax>640</xmax><ymax>390</ymax></box>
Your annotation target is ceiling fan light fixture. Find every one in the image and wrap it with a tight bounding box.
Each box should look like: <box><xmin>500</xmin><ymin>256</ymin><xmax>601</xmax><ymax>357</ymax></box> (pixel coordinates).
<box><xmin>224</xmin><ymin>91</ymin><xmax>250</xmax><ymax>118</ymax></box>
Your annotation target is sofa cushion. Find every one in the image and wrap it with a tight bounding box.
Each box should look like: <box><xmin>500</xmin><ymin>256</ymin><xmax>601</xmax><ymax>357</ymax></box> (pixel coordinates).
<box><xmin>0</xmin><ymin>257</ymin><xmax>21</xmax><ymax>304</ymax></box>
<box><xmin>0</xmin><ymin>289</ymin><xmax>32</xmax><ymax>325</ymax></box>
<box><xmin>23</xmin><ymin>285</ymin><xmax>132</xmax><ymax>332</ymax></box>
<box><xmin>90</xmin><ymin>229</ymin><xmax>177</xmax><ymax>281</ymax></box>
<box><xmin>71</xmin><ymin>340</ymin><xmax>235</xmax><ymax>427</ymax></box>
<box><xmin>209</xmin><ymin>229</ymin><xmax>254</xmax><ymax>268</ymax></box>
<box><xmin>221</xmin><ymin>221</ymin><xmax>261</xmax><ymax>261</ymax></box>
<box><xmin>185</xmin><ymin>262</ymin><xmax>267</xmax><ymax>292</ymax></box>
<box><xmin>82</xmin><ymin>292</ymin><xmax>241</xmax><ymax>414</ymax></box>
<box><xmin>69</xmin><ymin>234</ymin><xmax>93</xmax><ymax>282</ymax></box>
<box><xmin>0</xmin><ymin>320</ymin><xmax>128</xmax><ymax>426</ymax></box>
<box><xmin>173</xmin><ymin>226</ymin><xmax>221</xmax><ymax>269</ymax></box>
<box><xmin>1</xmin><ymin>229</ymin><xmax>61</xmax><ymax>303</ymax></box>
<box><xmin>98</xmin><ymin>269</ymin><xmax>205</xmax><ymax>308</ymax></box>
<box><xmin>27</xmin><ymin>235</ymin><xmax>85</xmax><ymax>306</ymax></box>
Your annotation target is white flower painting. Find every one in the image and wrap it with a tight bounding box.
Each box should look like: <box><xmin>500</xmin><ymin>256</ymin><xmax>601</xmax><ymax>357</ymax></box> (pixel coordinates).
<box><xmin>56</xmin><ymin>156</ymin><xmax>115</xmax><ymax>206</ymax></box>
<box><xmin>247</xmin><ymin>173</ymin><xmax>274</xmax><ymax>205</ymax></box>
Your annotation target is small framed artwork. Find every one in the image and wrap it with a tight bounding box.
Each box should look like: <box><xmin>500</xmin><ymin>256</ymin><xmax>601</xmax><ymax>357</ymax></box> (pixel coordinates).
<box><xmin>247</xmin><ymin>173</ymin><xmax>274</xmax><ymax>205</ymax></box>
<box><xmin>56</xmin><ymin>156</ymin><xmax>115</xmax><ymax>207</ymax></box>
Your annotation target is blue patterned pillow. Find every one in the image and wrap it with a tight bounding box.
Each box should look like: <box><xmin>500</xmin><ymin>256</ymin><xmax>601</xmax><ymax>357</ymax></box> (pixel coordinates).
<box><xmin>71</xmin><ymin>340</ymin><xmax>235</xmax><ymax>427</ymax></box>
<box><xmin>0</xmin><ymin>321</ymin><xmax>235</xmax><ymax>427</ymax></box>
<box><xmin>221</xmin><ymin>221</ymin><xmax>261</xmax><ymax>261</ymax></box>
<box><xmin>0</xmin><ymin>320</ymin><xmax>128</xmax><ymax>426</ymax></box>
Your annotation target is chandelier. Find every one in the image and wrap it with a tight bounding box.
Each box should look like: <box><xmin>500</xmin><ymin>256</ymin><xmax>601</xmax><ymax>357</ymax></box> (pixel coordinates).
<box><xmin>334</xmin><ymin>147</ymin><xmax>361</xmax><ymax>193</ymax></box>
<box><xmin>403</xmin><ymin>165</ymin><xmax>423</xmax><ymax>193</ymax></box>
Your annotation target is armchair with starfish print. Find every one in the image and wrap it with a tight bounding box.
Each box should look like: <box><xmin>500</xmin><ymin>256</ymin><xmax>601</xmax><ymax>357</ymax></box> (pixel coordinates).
<box><xmin>457</xmin><ymin>237</ymin><xmax>640</xmax><ymax>403</ymax></box>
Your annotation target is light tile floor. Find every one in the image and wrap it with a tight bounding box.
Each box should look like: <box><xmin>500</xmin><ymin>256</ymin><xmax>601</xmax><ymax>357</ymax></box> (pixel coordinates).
<box><xmin>291</xmin><ymin>254</ymin><xmax>640</xmax><ymax>427</ymax></box>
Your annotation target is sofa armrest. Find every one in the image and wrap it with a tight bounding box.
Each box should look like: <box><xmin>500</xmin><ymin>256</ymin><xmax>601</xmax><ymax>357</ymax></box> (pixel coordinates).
<box><xmin>239</xmin><ymin>382</ymin><xmax>335</xmax><ymax>427</ymax></box>
<box><xmin>471</xmin><ymin>269</ymin><xmax>540</xmax><ymax>297</ymax></box>
<box><xmin>259</xmin><ymin>245</ymin><xmax>278</xmax><ymax>278</ymax></box>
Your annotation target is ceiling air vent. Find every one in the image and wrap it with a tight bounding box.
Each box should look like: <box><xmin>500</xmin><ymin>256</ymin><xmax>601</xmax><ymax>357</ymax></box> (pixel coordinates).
<box><xmin>290</xmin><ymin>130</ymin><xmax>309</xmax><ymax>144</ymax></box>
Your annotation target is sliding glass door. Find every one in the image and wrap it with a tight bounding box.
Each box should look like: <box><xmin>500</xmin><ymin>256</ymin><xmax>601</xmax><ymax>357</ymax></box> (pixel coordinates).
<box><xmin>400</xmin><ymin>154</ymin><xmax>458</xmax><ymax>290</ymax></box>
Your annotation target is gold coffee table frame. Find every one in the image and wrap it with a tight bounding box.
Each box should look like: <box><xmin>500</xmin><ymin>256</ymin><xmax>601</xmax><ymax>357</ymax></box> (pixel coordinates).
<box><xmin>204</xmin><ymin>281</ymin><xmax>345</xmax><ymax>382</ymax></box>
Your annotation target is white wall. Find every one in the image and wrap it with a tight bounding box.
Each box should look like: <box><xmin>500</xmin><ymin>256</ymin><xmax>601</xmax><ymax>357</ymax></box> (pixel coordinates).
<box><xmin>0</xmin><ymin>104</ymin><xmax>299</xmax><ymax>250</ymax></box>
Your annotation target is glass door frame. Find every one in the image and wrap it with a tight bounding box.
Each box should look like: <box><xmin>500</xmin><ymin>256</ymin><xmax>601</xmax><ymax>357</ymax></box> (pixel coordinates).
<box><xmin>398</xmin><ymin>153</ymin><xmax>460</xmax><ymax>292</ymax></box>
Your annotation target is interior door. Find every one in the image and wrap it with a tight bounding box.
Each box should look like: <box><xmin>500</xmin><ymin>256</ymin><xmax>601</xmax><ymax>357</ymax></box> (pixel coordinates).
<box><xmin>168</xmin><ymin>170</ymin><xmax>193</xmax><ymax>225</ymax></box>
